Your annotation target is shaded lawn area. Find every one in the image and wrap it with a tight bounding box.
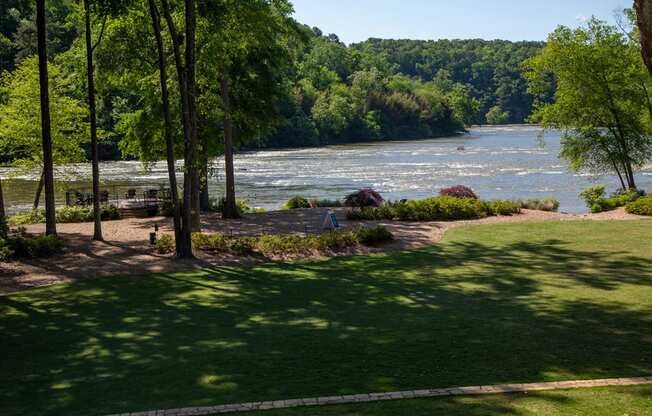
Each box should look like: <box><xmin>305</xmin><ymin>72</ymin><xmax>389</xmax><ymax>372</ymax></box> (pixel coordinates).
<box><xmin>1</xmin><ymin>221</ymin><xmax>651</xmax><ymax>416</ymax></box>
<box><xmin>248</xmin><ymin>385</ymin><xmax>652</xmax><ymax>416</ymax></box>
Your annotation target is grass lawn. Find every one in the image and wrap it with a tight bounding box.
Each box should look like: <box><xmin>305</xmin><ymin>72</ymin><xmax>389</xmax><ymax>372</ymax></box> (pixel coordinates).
<box><xmin>249</xmin><ymin>385</ymin><xmax>652</xmax><ymax>416</ymax></box>
<box><xmin>1</xmin><ymin>221</ymin><xmax>651</xmax><ymax>416</ymax></box>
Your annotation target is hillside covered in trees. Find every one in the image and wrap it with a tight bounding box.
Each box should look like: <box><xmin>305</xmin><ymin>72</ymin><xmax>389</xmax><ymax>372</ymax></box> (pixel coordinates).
<box><xmin>0</xmin><ymin>0</ymin><xmax>549</xmax><ymax>160</ymax></box>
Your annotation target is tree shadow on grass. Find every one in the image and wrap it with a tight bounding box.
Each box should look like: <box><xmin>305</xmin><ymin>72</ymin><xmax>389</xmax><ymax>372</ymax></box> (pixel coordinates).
<box><xmin>1</xmin><ymin>235</ymin><xmax>651</xmax><ymax>415</ymax></box>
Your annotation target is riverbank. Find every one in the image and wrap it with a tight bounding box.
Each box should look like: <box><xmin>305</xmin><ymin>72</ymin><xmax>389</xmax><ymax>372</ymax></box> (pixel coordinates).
<box><xmin>1</xmin><ymin>207</ymin><xmax>648</xmax><ymax>295</ymax></box>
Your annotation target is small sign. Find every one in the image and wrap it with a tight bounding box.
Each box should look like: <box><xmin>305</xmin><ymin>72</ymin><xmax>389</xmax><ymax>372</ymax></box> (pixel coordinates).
<box><xmin>322</xmin><ymin>210</ymin><xmax>340</xmax><ymax>230</ymax></box>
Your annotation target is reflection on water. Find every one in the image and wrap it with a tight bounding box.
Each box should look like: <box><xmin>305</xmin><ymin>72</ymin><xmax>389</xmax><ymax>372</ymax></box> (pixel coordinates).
<box><xmin>1</xmin><ymin>126</ymin><xmax>651</xmax><ymax>214</ymax></box>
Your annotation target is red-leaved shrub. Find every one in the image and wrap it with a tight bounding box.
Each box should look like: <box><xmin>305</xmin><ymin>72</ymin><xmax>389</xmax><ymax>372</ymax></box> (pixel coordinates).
<box><xmin>345</xmin><ymin>189</ymin><xmax>384</xmax><ymax>208</ymax></box>
<box><xmin>439</xmin><ymin>185</ymin><xmax>478</xmax><ymax>199</ymax></box>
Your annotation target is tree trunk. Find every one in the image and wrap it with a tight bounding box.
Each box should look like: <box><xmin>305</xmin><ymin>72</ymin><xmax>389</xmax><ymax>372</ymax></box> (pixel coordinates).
<box><xmin>221</xmin><ymin>75</ymin><xmax>240</xmax><ymax>219</ymax></box>
<box><xmin>147</xmin><ymin>0</ymin><xmax>186</xmax><ymax>258</ymax></box>
<box><xmin>185</xmin><ymin>0</ymin><xmax>201</xmax><ymax>232</ymax></box>
<box><xmin>0</xmin><ymin>176</ymin><xmax>6</xmax><ymax>236</ymax></box>
<box><xmin>624</xmin><ymin>159</ymin><xmax>637</xmax><ymax>189</ymax></box>
<box><xmin>612</xmin><ymin>159</ymin><xmax>626</xmax><ymax>190</ymax></box>
<box><xmin>161</xmin><ymin>0</ymin><xmax>196</xmax><ymax>257</ymax></box>
<box><xmin>33</xmin><ymin>169</ymin><xmax>44</xmax><ymax>209</ymax></box>
<box><xmin>36</xmin><ymin>0</ymin><xmax>56</xmax><ymax>236</ymax></box>
<box><xmin>84</xmin><ymin>0</ymin><xmax>103</xmax><ymax>241</ymax></box>
<box><xmin>635</xmin><ymin>0</ymin><xmax>652</xmax><ymax>76</ymax></box>
<box><xmin>199</xmin><ymin>149</ymin><xmax>210</xmax><ymax>212</ymax></box>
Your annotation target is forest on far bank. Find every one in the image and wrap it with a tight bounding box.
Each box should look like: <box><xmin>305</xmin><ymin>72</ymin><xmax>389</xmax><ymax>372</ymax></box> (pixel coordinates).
<box><xmin>0</xmin><ymin>1</ymin><xmax>552</xmax><ymax>162</ymax></box>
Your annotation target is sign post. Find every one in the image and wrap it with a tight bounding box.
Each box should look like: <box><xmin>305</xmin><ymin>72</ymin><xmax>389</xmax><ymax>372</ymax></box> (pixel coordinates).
<box><xmin>322</xmin><ymin>210</ymin><xmax>340</xmax><ymax>230</ymax></box>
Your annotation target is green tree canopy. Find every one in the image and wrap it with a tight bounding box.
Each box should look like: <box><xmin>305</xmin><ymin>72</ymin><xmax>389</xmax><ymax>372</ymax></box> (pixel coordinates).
<box><xmin>525</xmin><ymin>17</ymin><xmax>652</xmax><ymax>189</ymax></box>
<box><xmin>0</xmin><ymin>55</ymin><xmax>89</xmax><ymax>169</ymax></box>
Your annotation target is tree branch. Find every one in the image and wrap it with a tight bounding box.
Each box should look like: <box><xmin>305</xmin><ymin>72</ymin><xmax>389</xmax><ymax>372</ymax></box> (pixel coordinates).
<box><xmin>91</xmin><ymin>15</ymin><xmax>107</xmax><ymax>53</ymax></box>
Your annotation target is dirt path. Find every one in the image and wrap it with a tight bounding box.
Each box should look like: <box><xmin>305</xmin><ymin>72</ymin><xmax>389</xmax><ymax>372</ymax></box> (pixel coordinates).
<box><xmin>1</xmin><ymin>208</ymin><xmax>648</xmax><ymax>295</ymax></box>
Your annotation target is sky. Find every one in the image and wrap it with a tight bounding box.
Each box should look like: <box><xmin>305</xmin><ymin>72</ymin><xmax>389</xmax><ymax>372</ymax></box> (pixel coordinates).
<box><xmin>290</xmin><ymin>0</ymin><xmax>629</xmax><ymax>44</ymax></box>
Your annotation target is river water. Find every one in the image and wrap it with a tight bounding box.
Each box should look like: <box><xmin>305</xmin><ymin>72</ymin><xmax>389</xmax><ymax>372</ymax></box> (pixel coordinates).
<box><xmin>2</xmin><ymin>126</ymin><xmax>651</xmax><ymax>214</ymax></box>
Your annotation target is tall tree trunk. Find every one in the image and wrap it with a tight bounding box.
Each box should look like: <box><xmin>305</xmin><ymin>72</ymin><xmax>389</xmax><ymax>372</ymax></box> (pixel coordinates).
<box><xmin>33</xmin><ymin>169</ymin><xmax>44</xmax><ymax>209</ymax></box>
<box><xmin>624</xmin><ymin>160</ymin><xmax>637</xmax><ymax>189</ymax></box>
<box><xmin>161</xmin><ymin>0</ymin><xmax>195</xmax><ymax>257</ymax></box>
<box><xmin>36</xmin><ymin>0</ymin><xmax>56</xmax><ymax>236</ymax></box>
<box><xmin>0</xmin><ymin>176</ymin><xmax>6</xmax><ymax>237</ymax></box>
<box><xmin>221</xmin><ymin>75</ymin><xmax>239</xmax><ymax>219</ymax></box>
<box><xmin>147</xmin><ymin>0</ymin><xmax>186</xmax><ymax>258</ymax></box>
<box><xmin>84</xmin><ymin>0</ymin><xmax>103</xmax><ymax>241</ymax></box>
<box><xmin>185</xmin><ymin>0</ymin><xmax>201</xmax><ymax>232</ymax></box>
<box><xmin>635</xmin><ymin>0</ymin><xmax>652</xmax><ymax>76</ymax></box>
<box><xmin>611</xmin><ymin>159</ymin><xmax>626</xmax><ymax>190</ymax></box>
<box><xmin>199</xmin><ymin>141</ymin><xmax>210</xmax><ymax>212</ymax></box>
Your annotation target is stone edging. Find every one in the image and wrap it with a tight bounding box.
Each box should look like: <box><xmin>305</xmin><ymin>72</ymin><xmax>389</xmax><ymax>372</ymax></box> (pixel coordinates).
<box><xmin>107</xmin><ymin>376</ymin><xmax>652</xmax><ymax>416</ymax></box>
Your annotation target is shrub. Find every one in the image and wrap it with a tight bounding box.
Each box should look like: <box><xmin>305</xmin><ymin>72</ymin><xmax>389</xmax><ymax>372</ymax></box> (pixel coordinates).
<box><xmin>581</xmin><ymin>187</ymin><xmax>643</xmax><ymax>213</ymax></box>
<box><xmin>228</xmin><ymin>237</ymin><xmax>256</xmax><ymax>255</ymax></box>
<box><xmin>439</xmin><ymin>185</ymin><xmax>478</xmax><ymax>199</ymax></box>
<box><xmin>580</xmin><ymin>185</ymin><xmax>606</xmax><ymax>208</ymax></box>
<box><xmin>8</xmin><ymin>205</ymin><xmax>120</xmax><ymax>225</ymax></box>
<box><xmin>8</xmin><ymin>210</ymin><xmax>46</xmax><ymax>225</ymax></box>
<box><xmin>7</xmin><ymin>234</ymin><xmax>64</xmax><ymax>258</ymax></box>
<box><xmin>154</xmin><ymin>234</ymin><xmax>175</xmax><ymax>254</ymax></box>
<box><xmin>483</xmin><ymin>200</ymin><xmax>521</xmax><ymax>216</ymax></box>
<box><xmin>0</xmin><ymin>216</ymin><xmax>8</xmax><ymax>238</ymax></box>
<box><xmin>514</xmin><ymin>198</ymin><xmax>560</xmax><ymax>212</ymax></box>
<box><xmin>208</xmin><ymin>197</ymin><xmax>264</xmax><ymax>215</ymax></box>
<box><xmin>309</xmin><ymin>199</ymin><xmax>343</xmax><ymax>208</ymax></box>
<box><xmin>190</xmin><ymin>226</ymin><xmax>393</xmax><ymax>257</ymax></box>
<box><xmin>192</xmin><ymin>232</ymin><xmax>228</xmax><ymax>251</ymax></box>
<box><xmin>625</xmin><ymin>196</ymin><xmax>652</xmax><ymax>216</ymax></box>
<box><xmin>284</xmin><ymin>196</ymin><xmax>311</xmax><ymax>209</ymax></box>
<box><xmin>344</xmin><ymin>189</ymin><xmax>384</xmax><ymax>208</ymax></box>
<box><xmin>315</xmin><ymin>231</ymin><xmax>358</xmax><ymax>251</ymax></box>
<box><xmin>256</xmin><ymin>234</ymin><xmax>306</xmax><ymax>254</ymax></box>
<box><xmin>353</xmin><ymin>225</ymin><xmax>394</xmax><ymax>245</ymax></box>
<box><xmin>346</xmin><ymin>196</ymin><xmax>520</xmax><ymax>221</ymax></box>
<box><xmin>0</xmin><ymin>236</ymin><xmax>15</xmax><ymax>261</ymax></box>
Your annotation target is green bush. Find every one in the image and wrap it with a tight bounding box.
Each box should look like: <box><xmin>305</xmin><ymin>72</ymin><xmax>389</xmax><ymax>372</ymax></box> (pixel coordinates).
<box><xmin>8</xmin><ymin>210</ymin><xmax>46</xmax><ymax>225</ymax></box>
<box><xmin>8</xmin><ymin>205</ymin><xmax>120</xmax><ymax>225</ymax></box>
<box><xmin>483</xmin><ymin>200</ymin><xmax>521</xmax><ymax>216</ymax></box>
<box><xmin>625</xmin><ymin>196</ymin><xmax>652</xmax><ymax>216</ymax></box>
<box><xmin>580</xmin><ymin>185</ymin><xmax>606</xmax><ymax>208</ymax></box>
<box><xmin>191</xmin><ymin>232</ymin><xmax>255</xmax><ymax>255</ymax></box>
<box><xmin>352</xmin><ymin>225</ymin><xmax>394</xmax><ymax>245</ymax></box>
<box><xmin>256</xmin><ymin>234</ymin><xmax>308</xmax><ymax>254</ymax></box>
<box><xmin>191</xmin><ymin>226</ymin><xmax>393</xmax><ymax>257</ymax></box>
<box><xmin>154</xmin><ymin>234</ymin><xmax>175</xmax><ymax>254</ymax></box>
<box><xmin>283</xmin><ymin>196</ymin><xmax>311</xmax><ymax>209</ymax></box>
<box><xmin>514</xmin><ymin>198</ymin><xmax>560</xmax><ymax>212</ymax></box>
<box><xmin>0</xmin><ymin>236</ymin><xmax>15</xmax><ymax>261</ymax></box>
<box><xmin>5</xmin><ymin>234</ymin><xmax>64</xmax><ymax>259</ymax></box>
<box><xmin>315</xmin><ymin>231</ymin><xmax>358</xmax><ymax>251</ymax></box>
<box><xmin>309</xmin><ymin>198</ymin><xmax>343</xmax><ymax>208</ymax></box>
<box><xmin>346</xmin><ymin>196</ymin><xmax>519</xmax><ymax>222</ymax></box>
<box><xmin>0</xmin><ymin>216</ymin><xmax>8</xmax><ymax>238</ymax></box>
<box><xmin>581</xmin><ymin>187</ymin><xmax>643</xmax><ymax>213</ymax></box>
<box><xmin>228</xmin><ymin>237</ymin><xmax>256</xmax><ymax>255</ymax></box>
<box><xmin>208</xmin><ymin>197</ymin><xmax>265</xmax><ymax>215</ymax></box>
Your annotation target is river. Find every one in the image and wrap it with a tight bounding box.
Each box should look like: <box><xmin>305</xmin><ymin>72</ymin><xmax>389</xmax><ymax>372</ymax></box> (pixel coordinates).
<box><xmin>2</xmin><ymin>125</ymin><xmax>651</xmax><ymax>214</ymax></box>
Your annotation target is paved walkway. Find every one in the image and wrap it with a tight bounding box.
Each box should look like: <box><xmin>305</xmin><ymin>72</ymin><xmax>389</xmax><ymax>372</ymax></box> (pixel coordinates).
<box><xmin>108</xmin><ymin>376</ymin><xmax>652</xmax><ymax>416</ymax></box>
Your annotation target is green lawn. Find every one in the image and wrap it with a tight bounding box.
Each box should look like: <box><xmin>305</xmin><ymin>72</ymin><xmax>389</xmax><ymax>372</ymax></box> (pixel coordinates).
<box><xmin>249</xmin><ymin>385</ymin><xmax>652</xmax><ymax>416</ymax></box>
<box><xmin>1</xmin><ymin>221</ymin><xmax>651</xmax><ymax>416</ymax></box>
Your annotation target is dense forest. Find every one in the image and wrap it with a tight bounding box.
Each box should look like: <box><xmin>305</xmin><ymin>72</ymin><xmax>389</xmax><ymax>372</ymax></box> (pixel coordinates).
<box><xmin>0</xmin><ymin>0</ymin><xmax>550</xmax><ymax>161</ymax></box>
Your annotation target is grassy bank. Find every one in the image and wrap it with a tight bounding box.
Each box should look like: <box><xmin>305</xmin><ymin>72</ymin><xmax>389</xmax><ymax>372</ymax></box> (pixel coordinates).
<box><xmin>1</xmin><ymin>221</ymin><xmax>651</xmax><ymax>415</ymax></box>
